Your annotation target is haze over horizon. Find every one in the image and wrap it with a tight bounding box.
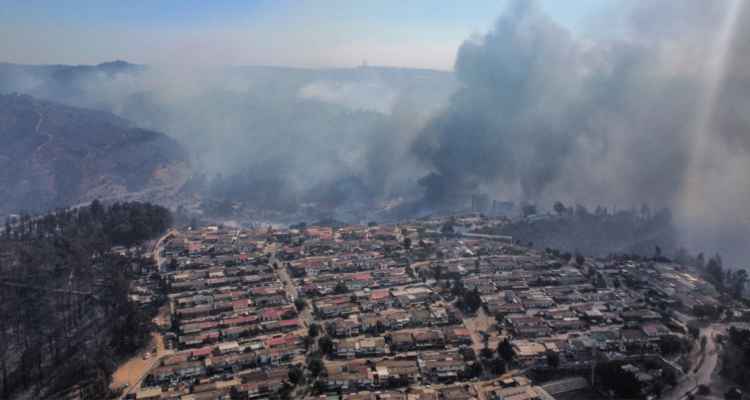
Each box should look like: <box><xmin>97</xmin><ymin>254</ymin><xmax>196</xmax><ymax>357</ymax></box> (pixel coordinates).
<box><xmin>1</xmin><ymin>0</ymin><xmax>609</xmax><ymax>70</ymax></box>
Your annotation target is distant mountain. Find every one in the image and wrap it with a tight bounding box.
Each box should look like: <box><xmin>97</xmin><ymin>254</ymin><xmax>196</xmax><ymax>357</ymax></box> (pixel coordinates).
<box><xmin>0</xmin><ymin>61</ymin><xmax>458</xmax><ymax>210</ymax></box>
<box><xmin>0</xmin><ymin>93</ymin><xmax>190</xmax><ymax>216</ymax></box>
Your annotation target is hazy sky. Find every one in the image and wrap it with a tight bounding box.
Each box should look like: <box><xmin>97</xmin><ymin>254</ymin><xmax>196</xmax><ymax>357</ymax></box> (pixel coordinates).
<box><xmin>0</xmin><ymin>0</ymin><xmax>605</xmax><ymax>69</ymax></box>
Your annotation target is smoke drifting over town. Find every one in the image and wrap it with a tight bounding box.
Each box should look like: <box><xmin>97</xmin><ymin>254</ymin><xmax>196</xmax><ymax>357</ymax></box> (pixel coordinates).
<box><xmin>416</xmin><ymin>0</ymin><xmax>750</xmax><ymax>225</ymax></box>
<box><xmin>1</xmin><ymin>0</ymin><xmax>750</xmax><ymax>260</ymax></box>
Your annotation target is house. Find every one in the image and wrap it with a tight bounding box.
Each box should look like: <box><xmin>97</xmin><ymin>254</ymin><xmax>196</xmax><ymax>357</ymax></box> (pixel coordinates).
<box><xmin>189</xmin><ymin>243</ymin><xmax>202</xmax><ymax>258</ymax></box>
<box><xmin>642</xmin><ymin>325</ymin><xmax>659</xmax><ymax>337</ymax></box>
<box><xmin>390</xmin><ymin>331</ymin><xmax>415</xmax><ymax>350</ymax></box>
<box><xmin>516</xmin><ymin>326</ymin><xmax>552</xmax><ymax>338</ymax></box>
<box><xmin>423</xmin><ymin>359</ymin><xmax>467</xmax><ymax>377</ymax></box>
<box><xmin>442</xmin><ymin>327</ymin><xmax>470</xmax><ymax>345</ymax></box>
<box><xmin>135</xmin><ymin>388</ymin><xmax>163</xmax><ymax>400</ymax></box>
<box><xmin>413</xmin><ymin>329</ymin><xmax>445</xmax><ymax>348</ymax></box>
<box><xmin>332</xmin><ymin>318</ymin><xmax>361</xmax><ymax>337</ymax></box>
<box><xmin>512</xmin><ymin>341</ymin><xmax>548</xmax><ymax>367</ymax></box>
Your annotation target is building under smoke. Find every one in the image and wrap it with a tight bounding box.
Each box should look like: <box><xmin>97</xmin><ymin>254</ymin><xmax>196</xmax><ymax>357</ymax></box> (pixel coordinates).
<box><xmin>493</xmin><ymin>200</ymin><xmax>514</xmax><ymax>214</ymax></box>
<box><xmin>471</xmin><ymin>194</ymin><xmax>489</xmax><ymax>213</ymax></box>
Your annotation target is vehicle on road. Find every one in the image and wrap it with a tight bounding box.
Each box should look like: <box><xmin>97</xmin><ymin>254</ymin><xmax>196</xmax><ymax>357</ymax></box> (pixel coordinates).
<box><xmin>143</xmin><ymin>353</ymin><xmax>150</xmax><ymax>360</ymax></box>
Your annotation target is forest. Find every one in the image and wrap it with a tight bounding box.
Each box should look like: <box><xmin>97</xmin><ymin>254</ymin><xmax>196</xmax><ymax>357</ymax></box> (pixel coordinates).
<box><xmin>0</xmin><ymin>200</ymin><xmax>172</xmax><ymax>399</ymax></box>
<box><xmin>720</xmin><ymin>327</ymin><xmax>750</xmax><ymax>391</ymax></box>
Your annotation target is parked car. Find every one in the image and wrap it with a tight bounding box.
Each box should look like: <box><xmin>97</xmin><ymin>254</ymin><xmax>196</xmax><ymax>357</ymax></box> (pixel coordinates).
<box><xmin>143</xmin><ymin>353</ymin><xmax>150</xmax><ymax>360</ymax></box>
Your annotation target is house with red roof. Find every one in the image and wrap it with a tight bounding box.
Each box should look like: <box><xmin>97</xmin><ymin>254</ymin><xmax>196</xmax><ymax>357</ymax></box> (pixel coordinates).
<box><xmin>642</xmin><ymin>325</ymin><xmax>659</xmax><ymax>337</ymax></box>
<box><xmin>444</xmin><ymin>328</ymin><xmax>472</xmax><ymax>344</ymax></box>
<box><xmin>188</xmin><ymin>243</ymin><xmax>201</xmax><ymax>257</ymax></box>
<box><xmin>279</xmin><ymin>319</ymin><xmax>300</xmax><ymax>331</ymax></box>
<box><xmin>262</xmin><ymin>310</ymin><xmax>284</xmax><ymax>321</ymax></box>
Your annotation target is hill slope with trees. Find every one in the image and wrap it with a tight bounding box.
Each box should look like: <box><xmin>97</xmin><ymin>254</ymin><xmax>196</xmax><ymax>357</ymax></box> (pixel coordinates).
<box><xmin>0</xmin><ymin>201</ymin><xmax>172</xmax><ymax>399</ymax></box>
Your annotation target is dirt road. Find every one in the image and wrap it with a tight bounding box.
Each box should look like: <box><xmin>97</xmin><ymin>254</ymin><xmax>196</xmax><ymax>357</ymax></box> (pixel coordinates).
<box><xmin>110</xmin><ymin>329</ymin><xmax>173</xmax><ymax>397</ymax></box>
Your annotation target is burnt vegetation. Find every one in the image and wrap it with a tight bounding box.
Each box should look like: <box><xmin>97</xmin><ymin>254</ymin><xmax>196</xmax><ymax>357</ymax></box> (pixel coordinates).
<box><xmin>0</xmin><ymin>200</ymin><xmax>172</xmax><ymax>399</ymax></box>
<box><xmin>479</xmin><ymin>202</ymin><xmax>675</xmax><ymax>258</ymax></box>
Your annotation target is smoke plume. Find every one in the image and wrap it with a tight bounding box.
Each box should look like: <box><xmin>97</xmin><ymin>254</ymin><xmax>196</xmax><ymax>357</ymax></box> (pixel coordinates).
<box><xmin>415</xmin><ymin>0</ymin><xmax>750</xmax><ymax>226</ymax></box>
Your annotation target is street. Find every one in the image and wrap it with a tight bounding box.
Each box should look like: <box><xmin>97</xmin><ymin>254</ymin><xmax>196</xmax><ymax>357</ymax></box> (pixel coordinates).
<box><xmin>666</xmin><ymin>325</ymin><xmax>718</xmax><ymax>400</ymax></box>
<box><xmin>268</xmin><ymin>244</ymin><xmax>315</xmax><ymax>328</ymax></box>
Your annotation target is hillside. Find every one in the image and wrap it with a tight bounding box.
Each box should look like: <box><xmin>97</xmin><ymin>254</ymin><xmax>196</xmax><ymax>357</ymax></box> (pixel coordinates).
<box><xmin>481</xmin><ymin>208</ymin><xmax>676</xmax><ymax>259</ymax></box>
<box><xmin>0</xmin><ymin>201</ymin><xmax>171</xmax><ymax>399</ymax></box>
<box><xmin>0</xmin><ymin>62</ymin><xmax>457</xmax><ymax>209</ymax></box>
<box><xmin>0</xmin><ymin>94</ymin><xmax>190</xmax><ymax>216</ymax></box>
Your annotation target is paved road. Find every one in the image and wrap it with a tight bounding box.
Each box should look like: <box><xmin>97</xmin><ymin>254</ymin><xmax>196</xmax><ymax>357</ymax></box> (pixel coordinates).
<box><xmin>666</xmin><ymin>325</ymin><xmax>718</xmax><ymax>400</ymax></box>
<box><xmin>267</xmin><ymin>244</ymin><xmax>315</xmax><ymax>327</ymax></box>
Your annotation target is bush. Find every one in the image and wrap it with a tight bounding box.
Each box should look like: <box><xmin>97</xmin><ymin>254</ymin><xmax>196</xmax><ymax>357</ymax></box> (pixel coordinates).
<box><xmin>698</xmin><ymin>385</ymin><xmax>711</xmax><ymax>395</ymax></box>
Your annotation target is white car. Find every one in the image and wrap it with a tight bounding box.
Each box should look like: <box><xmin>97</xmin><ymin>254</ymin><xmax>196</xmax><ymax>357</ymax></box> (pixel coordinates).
<box><xmin>143</xmin><ymin>353</ymin><xmax>150</xmax><ymax>360</ymax></box>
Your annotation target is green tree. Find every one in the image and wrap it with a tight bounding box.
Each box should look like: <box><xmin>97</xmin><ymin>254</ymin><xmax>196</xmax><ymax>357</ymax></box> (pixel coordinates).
<box><xmin>687</xmin><ymin>321</ymin><xmax>700</xmax><ymax>339</ymax></box>
<box><xmin>376</xmin><ymin>320</ymin><xmax>386</xmax><ymax>334</ymax></box>
<box><xmin>403</xmin><ymin>237</ymin><xmax>412</xmax><ymax>250</ymax></box>
<box><xmin>308</xmin><ymin>323</ymin><xmax>320</xmax><ymax>337</ymax></box>
<box><xmin>481</xmin><ymin>346</ymin><xmax>494</xmax><ymax>359</ymax></box>
<box><xmin>466</xmin><ymin>287</ymin><xmax>482</xmax><ymax>312</ymax></box>
<box><xmin>334</xmin><ymin>282</ymin><xmax>348</xmax><ymax>293</ymax></box>
<box><xmin>308</xmin><ymin>359</ymin><xmax>325</xmax><ymax>377</ymax></box>
<box><xmin>698</xmin><ymin>385</ymin><xmax>711</xmax><ymax>395</ymax></box>
<box><xmin>294</xmin><ymin>298</ymin><xmax>309</xmax><ymax>312</ymax></box>
<box><xmin>725</xmin><ymin>388</ymin><xmax>742</xmax><ymax>400</ymax></box>
<box><xmin>653</xmin><ymin>380</ymin><xmax>664</xmax><ymax>398</ymax></box>
<box><xmin>288</xmin><ymin>365</ymin><xmax>304</xmax><ymax>385</ymax></box>
<box><xmin>318</xmin><ymin>336</ymin><xmax>334</xmax><ymax>354</ymax></box>
<box><xmin>497</xmin><ymin>338</ymin><xmax>515</xmax><ymax>364</ymax></box>
<box><xmin>492</xmin><ymin>358</ymin><xmax>506</xmax><ymax>375</ymax></box>
<box><xmin>368</xmin><ymin>221</ymin><xmax>378</xmax><ymax>227</ymax></box>
<box><xmin>575</xmin><ymin>255</ymin><xmax>585</xmax><ymax>266</ymax></box>
<box><xmin>546</xmin><ymin>351</ymin><xmax>560</xmax><ymax>368</ymax></box>
<box><xmin>553</xmin><ymin>201</ymin><xmax>566</xmax><ymax>215</ymax></box>
<box><xmin>469</xmin><ymin>361</ymin><xmax>484</xmax><ymax>377</ymax></box>
<box><xmin>663</xmin><ymin>369</ymin><xmax>677</xmax><ymax>386</ymax></box>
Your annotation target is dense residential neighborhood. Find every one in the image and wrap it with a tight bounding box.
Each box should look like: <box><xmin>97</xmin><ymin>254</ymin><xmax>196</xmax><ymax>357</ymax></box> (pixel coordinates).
<box><xmin>122</xmin><ymin>214</ymin><xmax>750</xmax><ymax>400</ymax></box>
